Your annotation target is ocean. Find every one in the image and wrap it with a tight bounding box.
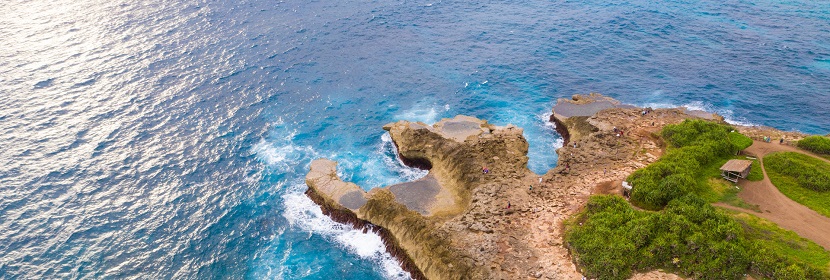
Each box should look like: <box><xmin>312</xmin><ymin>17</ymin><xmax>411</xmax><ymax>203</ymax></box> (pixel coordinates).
<box><xmin>1</xmin><ymin>0</ymin><xmax>828</xmax><ymax>278</ymax></box>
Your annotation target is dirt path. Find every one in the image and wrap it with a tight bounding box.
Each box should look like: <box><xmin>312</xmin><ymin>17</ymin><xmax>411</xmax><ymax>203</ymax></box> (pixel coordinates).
<box><xmin>719</xmin><ymin>141</ymin><xmax>830</xmax><ymax>250</ymax></box>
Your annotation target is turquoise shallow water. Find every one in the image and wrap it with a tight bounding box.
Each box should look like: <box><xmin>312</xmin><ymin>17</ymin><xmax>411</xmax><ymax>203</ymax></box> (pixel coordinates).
<box><xmin>1</xmin><ymin>0</ymin><xmax>828</xmax><ymax>279</ymax></box>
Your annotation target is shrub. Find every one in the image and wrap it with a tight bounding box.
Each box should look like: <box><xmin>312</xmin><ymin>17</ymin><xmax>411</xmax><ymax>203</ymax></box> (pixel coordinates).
<box><xmin>765</xmin><ymin>152</ymin><xmax>830</xmax><ymax>192</ymax></box>
<box><xmin>798</xmin><ymin>136</ymin><xmax>830</xmax><ymax>155</ymax></box>
<box><xmin>630</xmin><ymin>120</ymin><xmax>743</xmax><ymax>210</ymax></box>
<box><xmin>764</xmin><ymin>152</ymin><xmax>830</xmax><ymax>217</ymax></box>
<box><xmin>728</xmin><ymin>132</ymin><xmax>753</xmax><ymax>150</ymax></box>
<box><xmin>566</xmin><ymin>195</ymin><xmax>830</xmax><ymax>280</ymax></box>
<box><xmin>569</xmin><ymin>121</ymin><xmax>830</xmax><ymax>280</ymax></box>
<box><xmin>662</xmin><ymin>120</ymin><xmax>728</xmax><ymax>147</ymax></box>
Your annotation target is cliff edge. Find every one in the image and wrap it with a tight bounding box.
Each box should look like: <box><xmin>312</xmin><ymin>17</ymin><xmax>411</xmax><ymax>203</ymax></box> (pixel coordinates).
<box><xmin>306</xmin><ymin>115</ymin><xmax>533</xmax><ymax>279</ymax></box>
<box><xmin>305</xmin><ymin>94</ymin><xmax>754</xmax><ymax>279</ymax></box>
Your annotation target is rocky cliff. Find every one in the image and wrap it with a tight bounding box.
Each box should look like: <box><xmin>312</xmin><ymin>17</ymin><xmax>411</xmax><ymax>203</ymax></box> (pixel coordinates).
<box><xmin>307</xmin><ymin>115</ymin><xmax>532</xmax><ymax>279</ymax></box>
<box><xmin>305</xmin><ymin>94</ymin><xmax>751</xmax><ymax>280</ymax></box>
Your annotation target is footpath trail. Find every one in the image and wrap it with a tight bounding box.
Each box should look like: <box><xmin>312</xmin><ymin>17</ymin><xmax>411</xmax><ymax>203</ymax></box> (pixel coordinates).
<box><xmin>717</xmin><ymin>141</ymin><xmax>830</xmax><ymax>250</ymax></box>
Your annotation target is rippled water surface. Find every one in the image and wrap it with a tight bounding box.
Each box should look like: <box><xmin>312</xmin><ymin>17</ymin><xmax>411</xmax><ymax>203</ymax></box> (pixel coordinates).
<box><xmin>1</xmin><ymin>0</ymin><xmax>828</xmax><ymax>278</ymax></box>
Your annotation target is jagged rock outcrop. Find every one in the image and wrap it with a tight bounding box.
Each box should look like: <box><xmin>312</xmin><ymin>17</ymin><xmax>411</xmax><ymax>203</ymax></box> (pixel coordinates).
<box><xmin>736</xmin><ymin>126</ymin><xmax>808</xmax><ymax>144</ymax></box>
<box><xmin>549</xmin><ymin>93</ymin><xmax>721</xmax><ymax>145</ymax></box>
<box><xmin>306</xmin><ymin>95</ymin><xmax>742</xmax><ymax>280</ymax></box>
<box><xmin>382</xmin><ymin>115</ymin><xmax>530</xmax><ymax>218</ymax></box>
<box><xmin>307</xmin><ymin>115</ymin><xmax>532</xmax><ymax>279</ymax></box>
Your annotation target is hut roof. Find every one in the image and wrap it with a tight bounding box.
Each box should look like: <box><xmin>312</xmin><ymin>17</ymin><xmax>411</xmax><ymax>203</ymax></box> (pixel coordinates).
<box><xmin>720</xmin><ymin>159</ymin><xmax>752</xmax><ymax>172</ymax></box>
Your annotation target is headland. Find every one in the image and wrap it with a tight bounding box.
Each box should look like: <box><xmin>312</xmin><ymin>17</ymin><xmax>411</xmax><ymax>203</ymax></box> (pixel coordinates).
<box><xmin>305</xmin><ymin>93</ymin><xmax>812</xmax><ymax>279</ymax></box>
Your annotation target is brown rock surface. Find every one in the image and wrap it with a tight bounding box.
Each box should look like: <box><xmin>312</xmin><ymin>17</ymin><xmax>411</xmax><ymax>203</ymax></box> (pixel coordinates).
<box><xmin>736</xmin><ymin>125</ymin><xmax>809</xmax><ymax>144</ymax></box>
<box><xmin>305</xmin><ymin>95</ymin><xmax>744</xmax><ymax>280</ymax></box>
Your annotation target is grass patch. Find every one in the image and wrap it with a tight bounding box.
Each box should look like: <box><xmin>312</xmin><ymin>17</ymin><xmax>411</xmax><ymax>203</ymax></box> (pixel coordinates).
<box><xmin>746</xmin><ymin>157</ymin><xmax>764</xmax><ymax>181</ymax></box>
<box><xmin>703</xmin><ymin>156</ymin><xmax>760</xmax><ymax>212</ymax></box>
<box><xmin>694</xmin><ymin>156</ymin><xmax>763</xmax><ymax>210</ymax></box>
<box><xmin>797</xmin><ymin>136</ymin><xmax>830</xmax><ymax>155</ymax></box>
<box><xmin>565</xmin><ymin>195</ymin><xmax>830</xmax><ymax>279</ymax></box>
<box><xmin>733</xmin><ymin>212</ymin><xmax>830</xmax><ymax>271</ymax></box>
<box><xmin>765</xmin><ymin>152</ymin><xmax>830</xmax><ymax>218</ymax></box>
<box><xmin>713</xmin><ymin>178</ymin><xmax>761</xmax><ymax>212</ymax></box>
<box><xmin>729</xmin><ymin>131</ymin><xmax>754</xmax><ymax>150</ymax></box>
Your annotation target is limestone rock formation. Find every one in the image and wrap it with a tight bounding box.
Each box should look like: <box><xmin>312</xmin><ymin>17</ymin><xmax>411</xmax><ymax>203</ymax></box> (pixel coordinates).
<box><xmin>305</xmin><ymin>96</ymin><xmax>743</xmax><ymax>280</ymax></box>
<box><xmin>549</xmin><ymin>93</ymin><xmax>722</xmax><ymax>145</ymax></box>
<box><xmin>307</xmin><ymin>115</ymin><xmax>533</xmax><ymax>280</ymax></box>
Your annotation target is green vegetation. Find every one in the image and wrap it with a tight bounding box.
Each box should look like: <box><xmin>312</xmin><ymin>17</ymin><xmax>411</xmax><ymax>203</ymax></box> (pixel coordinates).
<box><xmin>629</xmin><ymin>120</ymin><xmax>748</xmax><ymax>210</ymax></box>
<box><xmin>765</xmin><ymin>152</ymin><xmax>830</xmax><ymax>218</ymax></box>
<box><xmin>712</xmin><ymin>178</ymin><xmax>760</xmax><ymax>212</ymax></box>
<box><xmin>565</xmin><ymin>195</ymin><xmax>830</xmax><ymax>280</ymax></box>
<box><xmin>797</xmin><ymin>136</ymin><xmax>830</xmax><ymax>155</ymax></box>
<box><xmin>697</xmin><ymin>156</ymin><xmax>763</xmax><ymax>210</ymax></box>
<box><xmin>700</xmin><ymin>156</ymin><xmax>762</xmax><ymax>184</ymax></box>
<box><xmin>745</xmin><ymin>157</ymin><xmax>764</xmax><ymax>181</ymax></box>
<box><xmin>733</xmin><ymin>212</ymin><xmax>830</xmax><ymax>271</ymax></box>
<box><xmin>729</xmin><ymin>131</ymin><xmax>754</xmax><ymax>151</ymax></box>
<box><xmin>766</xmin><ymin>152</ymin><xmax>830</xmax><ymax>192</ymax></box>
<box><xmin>566</xmin><ymin>120</ymin><xmax>830</xmax><ymax>279</ymax></box>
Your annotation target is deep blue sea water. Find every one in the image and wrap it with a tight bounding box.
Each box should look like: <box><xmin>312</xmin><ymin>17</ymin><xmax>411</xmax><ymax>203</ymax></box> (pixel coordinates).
<box><xmin>1</xmin><ymin>0</ymin><xmax>829</xmax><ymax>278</ymax></box>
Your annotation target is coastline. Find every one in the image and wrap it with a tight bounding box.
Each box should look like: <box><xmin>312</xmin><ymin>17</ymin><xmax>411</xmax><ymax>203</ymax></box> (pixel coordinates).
<box><xmin>304</xmin><ymin>94</ymin><xmax>810</xmax><ymax>279</ymax></box>
<box><xmin>304</xmin><ymin>184</ymin><xmax>428</xmax><ymax>280</ymax></box>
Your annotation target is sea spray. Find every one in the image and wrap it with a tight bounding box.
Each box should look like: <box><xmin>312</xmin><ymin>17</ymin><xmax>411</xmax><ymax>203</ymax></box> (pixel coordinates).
<box><xmin>281</xmin><ymin>186</ymin><xmax>412</xmax><ymax>280</ymax></box>
<box><xmin>379</xmin><ymin>132</ymin><xmax>428</xmax><ymax>182</ymax></box>
<box><xmin>252</xmin><ymin>128</ymin><xmax>419</xmax><ymax>279</ymax></box>
<box><xmin>522</xmin><ymin>110</ymin><xmax>564</xmax><ymax>174</ymax></box>
<box><xmin>393</xmin><ymin>103</ymin><xmax>447</xmax><ymax>125</ymax></box>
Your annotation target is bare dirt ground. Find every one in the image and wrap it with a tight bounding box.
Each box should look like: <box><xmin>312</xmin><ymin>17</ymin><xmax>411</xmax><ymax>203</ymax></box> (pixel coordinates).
<box><xmin>591</xmin><ymin>180</ymin><xmax>622</xmax><ymax>195</ymax></box>
<box><xmin>715</xmin><ymin>141</ymin><xmax>830</xmax><ymax>250</ymax></box>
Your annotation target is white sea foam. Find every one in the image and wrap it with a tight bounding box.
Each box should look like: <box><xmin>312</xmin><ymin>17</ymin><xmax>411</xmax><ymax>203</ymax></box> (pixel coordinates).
<box><xmin>393</xmin><ymin>100</ymin><xmax>451</xmax><ymax>125</ymax></box>
<box><xmin>683</xmin><ymin>101</ymin><xmax>757</xmax><ymax>127</ymax></box>
<box><xmin>251</xmin><ymin>128</ymin><xmax>411</xmax><ymax>279</ymax></box>
<box><xmin>325</xmin><ymin>132</ymin><xmax>428</xmax><ymax>189</ymax></box>
<box><xmin>539</xmin><ymin>111</ymin><xmax>565</xmax><ymax>150</ymax></box>
<box><xmin>516</xmin><ymin>110</ymin><xmax>564</xmax><ymax>175</ymax></box>
<box><xmin>394</xmin><ymin>107</ymin><xmax>438</xmax><ymax>124</ymax></box>
<box><xmin>251</xmin><ymin>138</ymin><xmax>317</xmax><ymax>171</ymax></box>
<box><xmin>281</xmin><ymin>185</ymin><xmax>412</xmax><ymax>280</ymax></box>
<box><xmin>540</xmin><ymin>111</ymin><xmax>556</xmax><ymax>129</ymax></box>
<box><xmin>379</xmin><ymin>132</ymin><xmax>429</xmax><ymax>182</ymax></box>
